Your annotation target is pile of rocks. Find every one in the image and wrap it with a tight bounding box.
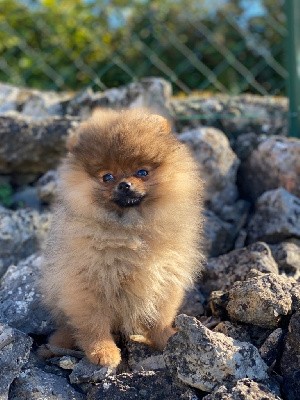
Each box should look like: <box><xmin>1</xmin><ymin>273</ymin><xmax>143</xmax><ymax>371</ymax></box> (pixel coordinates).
<box><xmin>0</xmin><ymin>79</ymin><xmax>299</xmax><ymax>399</ymax></box>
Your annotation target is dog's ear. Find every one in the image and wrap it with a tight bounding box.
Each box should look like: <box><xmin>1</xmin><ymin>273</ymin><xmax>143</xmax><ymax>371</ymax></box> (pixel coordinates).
<box><xmin>66</xmin><ymin>122</ymin><xmax>89</xmax><ymax>153</ymax></box>
<box><xmin>150</xmin><ymin>114</ymin><xmax>172</xmax><ymax>134</ymax></box>
<box><xmin>66</xmin><ymin>108</ymin><xmax>117</xmax><ymax>153</ymax></box>
<box><xmin>91</xmin><ymin>107</ymin><xmax>118</xmax><ymax>122</ymax></box>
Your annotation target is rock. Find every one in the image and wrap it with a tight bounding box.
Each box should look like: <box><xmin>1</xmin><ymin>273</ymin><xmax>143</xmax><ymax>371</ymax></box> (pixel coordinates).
<box><xmin>49</xmin><ymin>355</ymin><xmax>78</xmax><ymax>370</ymax></box>
<box><xmin>245</xmin><ymin>326</ymin><xmax>274</xmax><ymax>348</ymax></box>
<box><xmin>36</xmin><ymin>169</ymin><xmax>59</xmax><ymax>204</ymax></box>
<box><xmin>66</xmin><ymin>77</ymin><xmax>172</xmax><ymax>118</ymax></box>
<box><xmin>203</xmin><ymin>210</ymin><xmax>237</xmax><ymax>257</ymax></box>
<box><xmin>213</xmin><ymin>321</ymin><xmax>251</xmax><ymax>343</ymax></box>
<box><xmin>234</xmin><ymin>229</ymin><xmax>248</xmax><ymax>249</ymax></box>
<box><xmin>0</xmin><ymin>206</ymin><xmax>51</xmax><ymax>277</ymax></box>
<box><xmin>179</xmin><ymin>127</ymin><xmax>240</xmax><ymax>212</ymax></box>
<box><xmin>11</xmin><ymin>186</ymin><xmax>41</xmax><ymax>210</ymax></box>
<box><xmin>247</xmin><ymin>188</ymin><xmax>300</xmax><ymax>244</ymax></box>
<box><xmin>0</xmin><ymin>82</ymin><xmax>70</xmax><ymax>117</ymax></box>
<box><xmin>0</xmin><ymin>324</ymin><xmax>32</xmax><ymax>400</ymax></box>
<box><xmin>0</xmin><ymin>254</ymin><xmax>53</xmax><ymax>335</ymax></box>
<box><xmin>212</xmin><ymin>320</ymin><xmax>273</xmax><ymax>349</ymax></box>
<box><xmin>63</xmin><ymin>87</ymin><xmax>94</xmax><ymax>117</ymax></box>
<box><xmin>206</xmin><ymin>200</ymin><xmax>250</xmax><ymax>255</ymax></box>
<box><xmin>202</xmin><ymin>242</ymin><xmax>278</xmax><ymax>293</ymax></box>
<box><xmin>127</xmin><ymin>340</ymin><xmax>165</xmax><ymax>372</ymax></box>
<box><xmin>209</xmin><ymin>290</ymin><xmax>229</xmax><ymax>320</ymax></box>
<box><xmin>170</xmin><ymin>94</ymin><xmax>287</xmax><ymax>138</ymax></box>
<box><xmin>9</xmin><ymin>367</ymin><xmax>85</xmax><ymax>400</ymax></box>
<box><xmin>226</xmin><ymin>271</ymin><xmax>300</xmax><ymax>328</ymax></box>
<box><xmin>0</xmin><ymin>78</ymin><xmax>172</xmax><ymax>120</ymax></box>
<box><xmin>269</xmin><ymin>239</ymin><xmax>300</xmax><ymax>277</ymax></box>
<box><xmin>164</xmin><ymin>314</ymin><xmax>268</xmax><ymax>392</ymax></box>
<box><xmin>281</xmin><ymin>372</ymin><xmax>300</xmax><ymax>400</ymax></box>
<box><xmin>69</xmin><ymin>357</ymin><xmax>115</xmax><ymax>384</ymax></box>
<box><xmin>179</xmin><ymin>284</ymin><xmax>205</xmax><ymax>318</ymax></box>
<box><xmin>87</xmin><ymin>370</ymin><xmax>198</xmax><ymax>400</ymax></box>
<box><xmin>27</xmin><ymin>350</ymin><xmax>80</xmax><ymax>379</ymax></box>
<box><xmin>233</xmin><ymin>132</ymin><xmax>264</xmax><ymax>161</ymax></box>
<box><xmin>259</xmin><ymin>328</ymin><xmax>284</xmax><ymax>367</ymax></box>
<box><xmin>10</xmin><ymin>173</ymin><xmax>43</xmax><ymax>187</ymax></box>
<box><xmin>123</xmin><ymin>78</ymin><xmax>172</xmax><ymax>113</ymax></box>
<box><xmin>280</xmin><ymin>312</ymin><xmax>300</xmax><ymax>400</ymax></box>
<box><xmin>0</xmin><ymin>84</ymin><xmax>288</xmax><ymax>139</ymax></box>
<box><xmin>214</xmin><ymin>200</ymin><xmax>250</xmax><ymax>230</ymax></box>
<box><xmin>202</xmin><ymin>379</ymin><xmax>282</xmax><ymax>400</ymax></box>
<box><xmin>0</xmin><ymin>114</ymin><xmax>80</xmax><ymax>174</ymax></box>
<box><xmin>239</xmin><ymin>136</ymin><xmax>300</xmax><ymax>201</ymax></box>
<box><xmin>0</xmin><ymin>77</ymin><xmax>172</xmax><ymax>119</ymax></box>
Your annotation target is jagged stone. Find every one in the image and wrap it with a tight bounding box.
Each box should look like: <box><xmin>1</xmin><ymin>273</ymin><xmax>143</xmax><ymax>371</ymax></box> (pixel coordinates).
<box><xmin>0</xmin><ymin>206</ymin><xmax>50</xmax><ymax>277</ymax></box>
<box><xmin>127</xmin><ymin>340</ymin><xmax>165</xmax><ymax>372</ymax></box>
<box><xmin>0</xmin><ymin>324</ymin><xmax>32</xmax><ymax>400</ymax></box>
<box><xmin>0</xmin><ymin>254</ymin><xmax>53</xmax><ymax>335</ymax></box>
<box><xmin>87</xmin><ymin>370</ymin><xmax>198</xmax><ymax>400</ymax></box>
<box><xmin>239</xmin><ymin>136</ymin><xmax>300</xmax><ymax>201</ymax></box>
<box><xmin>69</xmin><ymin>357</ymin><xmax>115</xmax><ymax>384</ymax></box>
<box><xmin>247</xmin><ymin>188</ymin><xmax>300</xmax><ymax>244</ymax></box>
<box><xmin>226</xmin><ymin>271</ymin><xmax>300</xmax><ymax>328</ymax></box>
<box><xmin>180</xmin><ymin>284</ymin><xmax>205</xmax><ymax>318</ymax></box>
<box><xmin>179</xmin><ymin>127</ymin><xmax>240</xmax><ymax>213</ymax></box>
<box><xmin>203</xmin><ymin>210</ymin><xmax>236</xmax><ymax>257</ymax></box>
<box><xmin>259</xmin><ymin>328</ymin><xmax>284</xmax><ymax>367</ymax></box>
<box><xmin>164</xmin><ymin>314</ymin><xmax>268</xmax><ymax>392</ymax></box>
<box><xmin>280</xmin><ymin>312</ymin><xmax>300</xmax><ymax>400</ymax></box>
<box><xmin>9</xmin><ymin>367</ymin><xmax>85</xmax><ymax>400</ymax></box>
<box><xmin>233</xmin><ymin>132</ymin><xmax>264</xmax><ymax>161</ymax></box>
<box><xmin>202</xmin><ymin>242</ymin><xmax>278</xmax><ymax>293</ymax></box>
<box><xmin>0</xmin><ymin>82</ymin><xmax>70</xmax><ymax>117</ymax></box>
<box><xmin>171</xmin><ymin>94</ymin><xmax>287</xmax><ymax>138</ymax></box>
<box><xmin>67</xmin><ymin>77</ymin><xmax>172</xmax><ymax>119</ymax></box>
<box><xmin>213</xmin><ymin>321</ymin><xmax>251</xmax><ymax>343</ymax></box>
<box><xmin>0</xmin><ymin>114</ymin><xmax>79</xmax><ymax>174</ymax></box>
<box><xmin>202</xmin><ymin>379</ymin><xmax>281</xmax><ymax>400</ymax></box>
<box><xmin>269</xmin><ymin>239</ymin><xmax>300</xmax><ymax>278</ymax></box>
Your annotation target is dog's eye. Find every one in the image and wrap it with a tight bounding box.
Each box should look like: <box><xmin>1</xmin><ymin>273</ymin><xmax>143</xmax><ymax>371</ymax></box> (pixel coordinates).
<box><xmin>135</xmin><ymin>169</ymin><xmax>148</xmax><ymax>177</ymax></box>
<box><xmin>102</xmin><ymin>173</ymin><xmax>115</xmax><ymax>182</ymax></box>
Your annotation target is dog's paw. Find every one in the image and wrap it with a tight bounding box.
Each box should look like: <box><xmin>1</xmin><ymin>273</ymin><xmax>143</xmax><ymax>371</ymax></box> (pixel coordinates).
<box><xmin>86</xmin><ymin>340</ymin><xmax>121</xmax><ymax>367</ymax></box>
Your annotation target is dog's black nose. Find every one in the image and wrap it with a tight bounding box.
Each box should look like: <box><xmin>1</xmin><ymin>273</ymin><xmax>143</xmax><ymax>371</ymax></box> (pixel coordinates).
<box><xmin>118</xmin><ymin>181</ymin><xmax>131</xmax><ymax>192</ymax></box>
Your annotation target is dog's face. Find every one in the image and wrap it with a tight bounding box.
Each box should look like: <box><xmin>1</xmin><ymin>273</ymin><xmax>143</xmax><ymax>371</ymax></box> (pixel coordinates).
<box><xmin>97</xmin><ymin>166</ymin><xmax>152</xmax><ymax>208</ymax></box>
<box><xmin>64</xmin><ymin>109</ymin><xmax>178</xmax><ymax>216</ymax></box>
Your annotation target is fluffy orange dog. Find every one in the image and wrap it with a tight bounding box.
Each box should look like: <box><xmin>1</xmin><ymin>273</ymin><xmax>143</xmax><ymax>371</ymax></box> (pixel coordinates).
<box><xmin>40</xmin><ymin>108</ymin><xmax>203</xmax><ymax>367</ymax></box>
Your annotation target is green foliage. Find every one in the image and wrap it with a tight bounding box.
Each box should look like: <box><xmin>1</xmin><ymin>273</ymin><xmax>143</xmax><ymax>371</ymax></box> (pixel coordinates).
<box><xmin>0</xmin><ymin>0</ymin><xmax>286</xmax><ymax>94</ymax></box>
<box><xmin>0</xmin><ymin>183</ymin><xmax>13</xmax><ymax>207</ymax></box>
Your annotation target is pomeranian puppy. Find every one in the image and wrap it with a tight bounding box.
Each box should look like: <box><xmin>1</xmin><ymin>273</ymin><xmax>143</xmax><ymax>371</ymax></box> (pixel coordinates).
<box><xmin>40</xmin><ymin>108</ymin><xmax>204</xmax><ymax>367</ymax></box>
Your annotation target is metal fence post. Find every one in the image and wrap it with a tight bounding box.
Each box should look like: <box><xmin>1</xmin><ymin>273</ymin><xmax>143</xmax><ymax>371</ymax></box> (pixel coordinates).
<box><xmin>286</xmin><ymin>0</ymin><xmax>300</xmax><ymax>137</ymax></box>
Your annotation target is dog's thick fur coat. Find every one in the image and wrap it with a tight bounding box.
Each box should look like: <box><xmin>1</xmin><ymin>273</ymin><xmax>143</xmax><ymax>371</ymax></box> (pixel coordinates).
<box><xmin>40</xmin><ymin>108</ymin><xmax>204</xmax><ymax>367</ymax></box>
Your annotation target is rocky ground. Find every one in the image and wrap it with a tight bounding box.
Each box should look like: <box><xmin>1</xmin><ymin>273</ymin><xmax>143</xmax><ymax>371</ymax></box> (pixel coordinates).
<box><xmin>0</xmin><ymin>78</ymin><xmax>299</xmax><ymax>399</ymax></box>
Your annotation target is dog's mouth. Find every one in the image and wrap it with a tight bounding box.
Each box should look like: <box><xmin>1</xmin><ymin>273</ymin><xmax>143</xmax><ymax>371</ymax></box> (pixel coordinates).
<box><xmin>113</xmin><ymin>194</ymin><xmax>145</xmax><ymax>208</ymax></box>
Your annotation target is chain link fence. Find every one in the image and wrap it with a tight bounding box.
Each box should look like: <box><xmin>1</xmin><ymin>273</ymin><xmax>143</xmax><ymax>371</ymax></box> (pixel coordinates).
<box><xmin>0</xmin><ymin>0</ymin><xmax>287</xmax><ymax>97</ymax></box>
